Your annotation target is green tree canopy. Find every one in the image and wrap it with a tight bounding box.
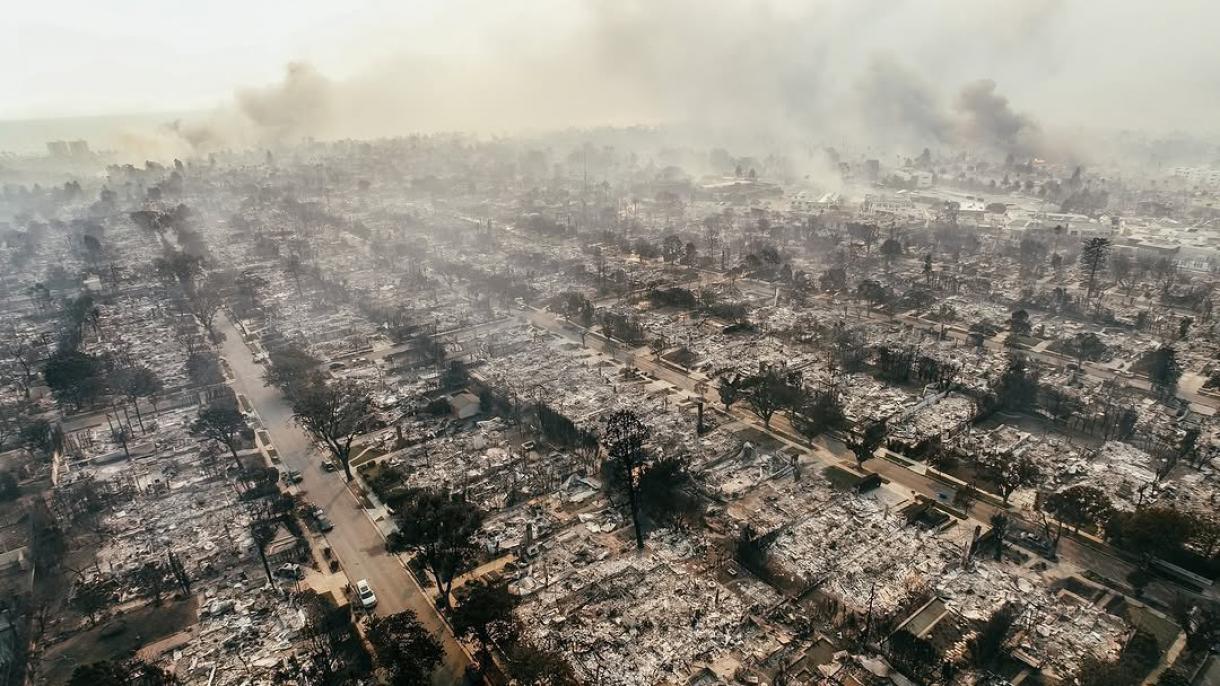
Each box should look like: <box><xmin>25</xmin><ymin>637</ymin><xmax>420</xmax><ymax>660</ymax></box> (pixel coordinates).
<box><xmin>387</xmin><ymin>488</ymin><xmax>483</xmax><ymax>609</ymax></box>
<box><xmin>451</xmin><ymin>579</ymin><xmax>517</xmax><ymax>648</ymax></box>
<box><xmin>44</xmin><ymin>349</ymin><xmax>107</xmax><ymax>409</ymax></box>
<box><xmin>367</xmin><ymin>610</ymin><xmax>442</xmax><ymax>686</ymax></box>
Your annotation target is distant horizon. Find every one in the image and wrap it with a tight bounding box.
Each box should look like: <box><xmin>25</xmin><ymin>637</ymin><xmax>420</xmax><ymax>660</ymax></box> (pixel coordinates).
<box><xmin>0</xmin><ymin>109</ymin><xmax>203</xmax><ymax>125</ymax></box>
<box><xmin>9</xmin><ymin>1</ymin><xmax>1220</xmax><ymax>158</ymax></box>
<box><xmin>0</xmin><ymin>110</ymin><xmax>204</xmax><ymax>156</ymax></box>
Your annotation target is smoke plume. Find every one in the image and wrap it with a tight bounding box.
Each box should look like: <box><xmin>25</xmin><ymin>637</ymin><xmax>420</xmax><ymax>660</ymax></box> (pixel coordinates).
<box><xmin>955</xmin><ymin>79</ymin><xmax>1039</xmax><ymax>156</ymax></box>
<box><xmin>108</xmin><ymin>0</ymin><xmax>1217</xmax><ymax>164</ymax></box>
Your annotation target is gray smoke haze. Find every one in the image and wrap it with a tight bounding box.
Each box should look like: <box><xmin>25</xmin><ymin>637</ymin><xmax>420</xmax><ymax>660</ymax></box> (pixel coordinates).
<box><xmin>853</xmin><ymin>56</ymin><xmax>954</xmax><ymax>150</ymax></box>
<box><xmin>119</xmin><ymin>63</ymin><xmax>333</xmax><ymax>158</ymax></box>
<box><xmin>955</xmin><ymin>79</ymin><xmax>1040</xmax><ymax>156</ymax></box>
<box><xmin>116</xmin><ymin>0</ymin><xmax>1219</xmax><ymax>164</ymax></box>
<box><xmin>232</xmin><ymin>62</ymin><xmax>332</xmax><ymax>142</ymax></box>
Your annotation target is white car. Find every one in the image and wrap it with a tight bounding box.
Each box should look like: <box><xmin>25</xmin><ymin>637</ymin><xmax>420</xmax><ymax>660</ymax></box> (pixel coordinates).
<box><xmin>356</xmin><ymin>579</ymin><xmax>377</xmax><ymax>609</ymax></box>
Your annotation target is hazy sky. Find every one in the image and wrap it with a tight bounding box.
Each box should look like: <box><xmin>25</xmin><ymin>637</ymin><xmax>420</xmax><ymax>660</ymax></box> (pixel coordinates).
<box><xmin>0</xmin><ymin>0</ymin><xmax>555</xmax><ymax>119</ymax></box>
<box><xmin>4</xmin><ymin>0</ymin><xmax>1219</xmax><ymax>146</ymax></box>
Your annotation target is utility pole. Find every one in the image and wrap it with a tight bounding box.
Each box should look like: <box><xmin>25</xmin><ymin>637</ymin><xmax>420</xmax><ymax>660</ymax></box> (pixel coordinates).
<box><xmin>863</xmin><ymin>580</ymin><xmax>877</xmax><ymax>646</ymax></box>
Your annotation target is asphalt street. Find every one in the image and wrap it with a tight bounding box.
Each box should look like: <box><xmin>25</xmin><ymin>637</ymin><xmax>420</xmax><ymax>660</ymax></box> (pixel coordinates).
<box><xmin>218</xmin><ymin>315</ymin><xmax>473</xmax><ymax>684</ymax></box>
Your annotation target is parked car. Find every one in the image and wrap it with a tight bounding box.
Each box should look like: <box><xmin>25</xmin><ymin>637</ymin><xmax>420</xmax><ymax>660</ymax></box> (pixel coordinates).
<box><xmin>275</xmin><ymin>563</ymin><xmax>303</xmax><ymax>580</ymax></box>
<box><xmin>521</xmin><ymin>440</ymin><xmax>537</xmax><ymax>452</ymax></box>
<box><xmin>321</xmin><ymin>460</ymin><xmax>337</xmax><ymax>472</ymax></box>
<box><xmin>315</xmin><ymin>512</ymin><xmax>334</xmax><ymax>532</ymax></box>
<box><xmin>356</xmin><ymin>579</ymin><xmax>377</xmax><ymax>609</ymax></box>
<box><xmin>283</xmin><ymin>469</ymin><xmax>303</xmax><ymax>484</ymax></box>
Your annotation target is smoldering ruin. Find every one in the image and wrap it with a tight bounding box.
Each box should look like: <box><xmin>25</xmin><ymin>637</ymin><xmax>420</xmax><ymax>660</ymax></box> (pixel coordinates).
<box><xmin>3</xmin><ymin>1</ymin><xmax>1220</xmax><ymax>685</ymax></box>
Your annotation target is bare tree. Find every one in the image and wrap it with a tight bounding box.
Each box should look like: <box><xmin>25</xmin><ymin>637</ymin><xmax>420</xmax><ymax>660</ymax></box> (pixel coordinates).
<box><xmin>986</xmin><ymin>452</ymin><xmax>1041</xmax><ymax>504</ymax></box>
<box><xmin>113</xmin><ymin>366</ymin><xmax>162</xmax><ymax>432</ymax></box>
<box><xmin>187</xmin><ymin>276</ymin><xmax>226</xmax><ymax>341</ymax></box>
<box><xmin>1153</xmin><ymin>257</ymin><xmax>1178</xmax><ymax>295</ymax></box>
<box><xmin>190</xmin><ymin>402</ymin><xmax>249</xmax><ymax>469</ymax></box>
<box><xmin>291</xmin><ymin>380</ymin><xmax>375</xmax><ymax>481</ymax></box>
<box><xmin>1</xmin><ymin>336</ymin><xmax>41</xmax><ymax>398</ymax></box>
<box><xmin>0</xmin><ymin>401</ymin><xmax>26</xmax><ymax>453</ymax></box>
<box><xmin>1110</xmin><ymin>251</ymin><xmax>1136</xmax><ymax>301</ymax></box>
